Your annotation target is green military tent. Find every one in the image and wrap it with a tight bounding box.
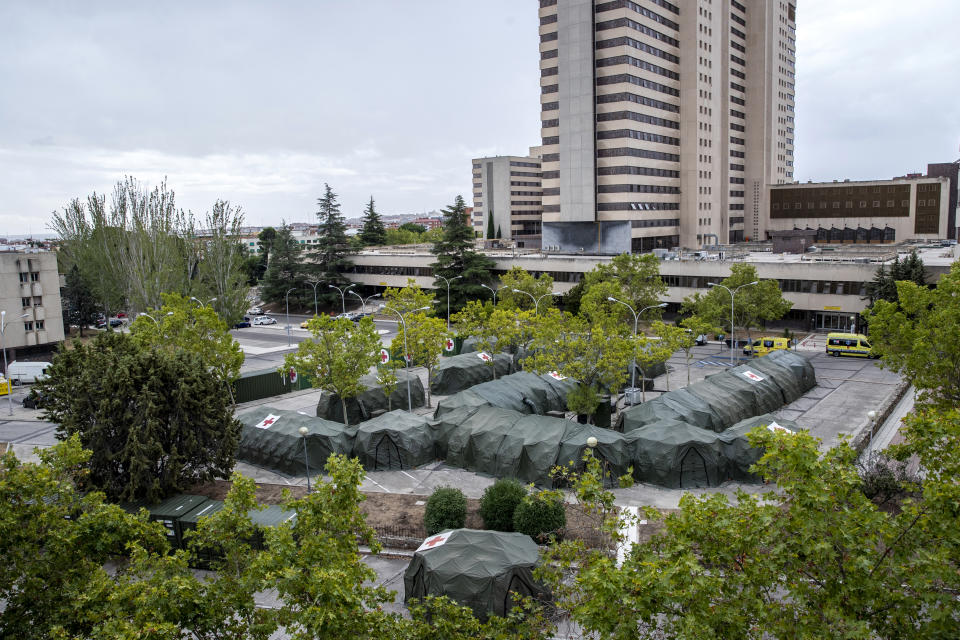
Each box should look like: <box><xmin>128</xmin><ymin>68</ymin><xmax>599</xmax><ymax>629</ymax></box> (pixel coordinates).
<box><xmin>616</xmin><ymin>386</ymin><xmax>723</xmax><ymax>433</ymax></box>
<box><xmin>403</xmin><ymin>529</ymin><xmax>550</xmax><ymax>621</ymax></box>
<box><xmin>237</xmin><ymin>407</ymin><xmax>355</xmax><ymax>476</ymax></box>
<box><xmin>316</xmin><ymin>369</ymin><xmax>425</xmax><ymax>425</ymax></box>
<box><xmin>430</xmin><ymin>352</ymin><xmax>512</xmax><ymax>396</ymax></box>
<box><xmin>352</xmin><ymin>410</ymin><xmax>436</xmax><ymax>471</ymax></box>
<box><xmin>434</xmin><ymin>371</ymin><xmax>576</xmax><ymax>418</ymax></box>
<box><xmin>750</xmin><ymin>350</ymin><xmax>816</xmax><ymax>402</ymax></box>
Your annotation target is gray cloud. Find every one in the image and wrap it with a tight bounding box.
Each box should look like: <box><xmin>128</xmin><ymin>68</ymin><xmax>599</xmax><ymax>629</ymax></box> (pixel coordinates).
<box><xmin>0</xmin><ymin>1</ymin><xmax>957</xmax><ymax>234</ymax></box>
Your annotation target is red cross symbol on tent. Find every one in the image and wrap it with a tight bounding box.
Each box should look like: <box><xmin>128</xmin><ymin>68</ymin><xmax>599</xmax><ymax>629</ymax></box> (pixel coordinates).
<box><xmin>416</xmin><ymin>531</ymin><xmax>451</xmax><ymax>551</ymax></box>
<box><xmin>424</xmin><ymin>535</ymin><xmax>445</xmax><ymax>547</ymax></box>
<box><xmin>444</xmin><ymin>338</ymin><xmax>455</xmax><ymax>352</ymax></box>
<box><xmin>478</xmin><ymin>352</ymin><xmax>492</xmax><ymax>362</ymax></box>
<box><xmin>379</xmin><ymin>349</ymin><xmax>390</xmax><ymax>364</ymax></box>
<box><xmin>262</xmin><ymin>418</ymin><xmax>275</xmax><ymax>426</ymax></box>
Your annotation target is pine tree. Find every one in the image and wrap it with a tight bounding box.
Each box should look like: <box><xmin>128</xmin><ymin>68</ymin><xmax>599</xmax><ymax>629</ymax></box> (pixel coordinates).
<box><xmin>866</xmin><ymin>264</ymin><xmax>897</xmax><ymax>306</ymax></box>
<box><xmin>431</xmin><ymin>195</ymin><xmax>495</xmax><ymax>317</ymax></box>
<box><xmin>310</xmin><ymin>184</ymin><xmax>354</xmax><ymax>302</ymax></box>
<box><xmin>486</xmin><ymin>211</ymin><xmax>495</xmax><ymax>240</ymax></box>
<box><xmin>63</xmin><ymin>265</ymin><xmax>99</xmax><ymax>337</ymax></box>
<box><xmin>902</xmin><ymin>249</ymin><xmax>929</xmax><ymax>286</ymax></box>
<box><xmin>496</xmin><ymin>224</ymin><xmax>502</xmax><ymax>239</ymax></box>
<box><xmin>261</xmin><ymin>223</ymin><xmax>308</xmax><ymax>307</ymax></box>
<box><xmin>358</xmin><ymin>196</ymin><xmax>386</xmax><ymax>246</ymax></box>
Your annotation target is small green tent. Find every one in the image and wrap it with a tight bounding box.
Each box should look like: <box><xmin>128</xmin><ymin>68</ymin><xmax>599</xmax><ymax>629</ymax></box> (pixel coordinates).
<box><xmin>403</xmin><ymin>528</ymin><xmax>550</xmax><ymax>621</ymax></box>
<box><xmin>430</xmin><ymin>352</ymin><xmax>512</xmax><ymax>396</ymax></box>
<box><xmin>316</xmin><ymin>369</ymin><xmax>425</xmax><ymax>424</ymax></box>
<box><xmin>237</xmin><ymin>407</ymin><xmax>355</xmax><ymax>476</ymax></box>
<box><xmin>352</xmin><ymin>410</ymin><xmax>436</xmax><ymax>471</ymax></box>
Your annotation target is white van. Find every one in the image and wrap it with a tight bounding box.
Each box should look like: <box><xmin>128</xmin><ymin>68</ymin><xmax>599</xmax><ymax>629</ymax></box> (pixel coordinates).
<box><xmin>7</xmin><ymin>361</ymin><xmax>51</xmax><ymax>385</ymax></box>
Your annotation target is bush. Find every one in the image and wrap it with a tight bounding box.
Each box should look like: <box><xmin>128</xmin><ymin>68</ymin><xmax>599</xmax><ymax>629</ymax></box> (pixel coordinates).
<box><xmin>479</xmin><ymin>478</ymin><xmax>527</xmax><ymax>531</ymax></box>
<box><xmin>424</xmin><ymin>486</ymin><xmax>467</xmax><ymax>535</ymax></box>
<box><xmin>513</xmin><ymin>493</ymin><xmax>566</xmax><ymax>543</ymax></box>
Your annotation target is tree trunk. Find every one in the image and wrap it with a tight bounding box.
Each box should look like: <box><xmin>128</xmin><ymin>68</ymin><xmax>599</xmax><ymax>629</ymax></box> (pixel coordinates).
<box><xmin>425</xmin><ymin>366</ymin><xmax>432</xmax><ymax>408</ymax></box>
<box><xmin>340</xmin><ymin>396</ymin><xmax>350</xmax><ymax>427</ymax></box>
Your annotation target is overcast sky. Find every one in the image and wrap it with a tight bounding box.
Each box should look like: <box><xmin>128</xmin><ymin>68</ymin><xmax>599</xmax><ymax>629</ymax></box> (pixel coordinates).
<box><xmin>1</xmin><ymin>1</ymin><xmax>958</xmax><ymax>236</ymax></box>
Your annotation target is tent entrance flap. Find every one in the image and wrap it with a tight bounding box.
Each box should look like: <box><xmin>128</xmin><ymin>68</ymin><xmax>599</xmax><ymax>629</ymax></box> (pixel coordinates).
<box><xmin>374</xmin><ymin>434</ymin><xmax>402</xmax><ymax>470</ymax></box>
<box><xmin>680</xmin><ymin>448</ymin><xmax>709</xmax><ymax>489</ymax></box>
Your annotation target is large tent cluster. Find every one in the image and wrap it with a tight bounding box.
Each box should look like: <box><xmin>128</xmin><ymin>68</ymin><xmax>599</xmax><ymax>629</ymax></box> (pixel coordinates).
<box><xmin>403</xmin><ymin>529</ymin><xmax>550</xmax><ymax>621</ymax></box>
<box><xmin>435</xmin><ymin>371</ymin><xmax>578</xmax><ymax>418</ymax></box>
<box><xmin>236</xmin><ymin>351</ymin><xmax>815</xmax><ymax>490</ymax></box>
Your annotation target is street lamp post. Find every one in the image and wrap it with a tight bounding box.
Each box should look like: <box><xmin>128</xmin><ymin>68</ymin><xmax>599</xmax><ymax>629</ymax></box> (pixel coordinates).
<box><xmin>285</xmin><ymin>287</ymin><xmax>296</xmax><ymax>347</ymax></box>
<box><xmin>512</xmin><ymin>289</ymin><xmax>559</xmax><ymax>314</ymax></box>
<box><xmin>189</xmin><ymin>296</ymin><xmax>217</xmax><ymax>309</ymax></box>
<box><xmin>137</xmin><ymin>311</ymin><xmax>173</xmax><ymax>326</ymax></box>
<box><xmin>480</xmin><ymin>284</ymin><xmax>498</xmax><ymax>305</ymax></box>
<box><xmin>707</xmin><ymin>281</ymin><xmax>759</xmax><ymax>366</ymax></box>
<box><xmin>608</xmin><ymin>298</ymin><xmax>667</xmax><ymax>392</ymax></box>
<box><xmin>383</xmin><ymin>305</ymin><xmax>430</xmax><ymax>411</ymax></box>
<box><xmin>349</xmin><ymin>290</ymin><xmax>380</xmax><ymax>315</ymax></box>
<box><xmin>866</xmin><ymin>409</ymin><xmax>878</xmax><ymax>455</ymax></box>
<box><xmin>435</xmin><ymin>275</ymin><xmax>462</xmax><ymax>330</ymax></box>
<box><xmin>328</xmin><ymin>283</ymin><xmax>356</xmax><ymax>315</ymax></box>
<box><xmin>1</xmin><ymin>311</ymin><xmax>29</xmax><ymax>416</ymax></box>
<box><xmin>298</xmin><ymin>426</ymin><xmax>311</xmax><ymax>492</ymax></box>
<box><xmin>305</xmin><ymin>280</ymin><xmax>324</xmax><ymax>317</ymax></box>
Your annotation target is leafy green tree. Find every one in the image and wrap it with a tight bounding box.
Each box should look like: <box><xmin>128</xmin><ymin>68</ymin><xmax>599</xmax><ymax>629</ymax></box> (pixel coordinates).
<box><xmin>486</xmin><ymin>211</ymin><xmax>495</xmax><ymax>240</ymax></box>
<box><xmin>392</xmin><ymin>312</ymin><xmax>450</xmax><ymax>407</ymax></box>
<box><xmin>650</xmin><ymin>321</ymin><xmax>685</xmax><ymax>392</ymax></box>
<box><xmin>399</xmin><ymin>222</ymin><xmax>427</xmax><ymax>234</ymax></box>
<box><xmin>37</xmin><ymin>332</ymin><xmax>241</xmax><ymax>502</ymax></box>
<box><xmin>582</xmin><ymin>253</ymin><xmax>668</xmax><ymax>319</ymax></box>
<box><xmin>513</xmin><ymin>492</ymin><xmax>566</xmax><ymax>543</ymax></box>
<box><xmin>358</xmin><ymin>196</ymin><xmax>387</xmax><ymax>246</ymax></box>
<box><xmin>630</xmin><ymin>330</ymin><xmax>674</xmax><ymax>402</ymax></box>
<box><xmin>0</xmin><ymin>437</ymin><xmax>170</xmax><ymax>639</ymax></box>
<box><xmin>526</xmin><ymin>310</ymin><xmax>633</xmax><ymax>422</ymax></box>
<box><xmin>867</xmin><ymin>260</ymin><xmax>960</xmax><ymax>410</ymax></box>
<box><xmin>282</xmin><ymin>315</ymin><xmax>380</xmax><ymax>426</ymax></box>
<box><xmin>451</xmin><ymin>300</ymin><xmax>506</xmax><ymax>379</ymax></box>
<box><xmin>62</xmin><ymin>264</ymin><xmax>100</xmax><ymax>337</ymax></box>
<box><xmin>385</xmin><ymin>227</ymin><xmax>422</xmax><ymax>245</ymax></box>
<box><xmin>431</xmin><ymin>195</ymin><xmax>496</xmax><ymax>317</ymax></box>
<box><xmin>383</xmin><ymin>278</ymin><xmax>436</xmax><ymax>317</ymax></box>
<box><xmin>679</xmin><ymin>315</ymin><xmax>719</xmax><ymax>385</ymax></box>
<box><xmin>682</xmin><ymin>262</ymin><xmax>793</xmax><ymax>349</ymax></box>
<box><xmin>261</xmin><ymin>223</ymin><xmax>308</xmax><ymax>307</ymax></box>
<box><xmin>539</xmin><ymin>423</ymin><xmax>959</xmax><ymax>640</ymax></box>
<box><xmin>375</xmin><ymin>360</ymin><xmax>401</xmax><ymax>412</ymax></box>
<box><xmin>310</xmin><ymin>183</ymin><xmax>354</xmax><ymax>303</ymax></box>
<box><xmin>497</xmin><ymin>266</ymin><xmax>555</xmax><ymax>312</ymax></box>
<box><xmin>130</xmin><ymin>292</ymin><xmax>244</xmax><ymax>403</ymax></box>
<box><xmin>421</xmin><ymin>226</ymin><xmax>444</xmax><ymax>244</ymax></box>
<box><xmin>256</xmin><ymin>226</ymin><xmax>277</xmax><ymax>279</ymax></box>
<box><xmin>195</xmin><ymin>199</ymin><xmax>249</xmax><ymax>325</ymax></box>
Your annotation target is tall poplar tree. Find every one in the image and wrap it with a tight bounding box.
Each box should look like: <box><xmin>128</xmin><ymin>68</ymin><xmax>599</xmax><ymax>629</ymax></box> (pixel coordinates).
<box><xmin>431</xmin><ymin>195</ymin><xmax>495</xmax><ymax>317</ymax></box>
<box><xmin>358</xmin><ymin>196</ymin><xmax>386</xmax><ymax>246</ymax></box>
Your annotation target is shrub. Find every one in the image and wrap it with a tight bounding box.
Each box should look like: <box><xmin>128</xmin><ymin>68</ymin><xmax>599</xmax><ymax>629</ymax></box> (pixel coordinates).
<box><xmin>514</xmin><ymin>493</ymin><xmax>566</xmax><ymax>543</ymax></box>
<box><xmin>424</xmin><ymin>486</ymin><xmax>467</xmax><ymax>535</ymax></box>
<box><xmin>479</xmin><ymin>478</ymin><xmax>527</xmax><ymax>531</ymax></box>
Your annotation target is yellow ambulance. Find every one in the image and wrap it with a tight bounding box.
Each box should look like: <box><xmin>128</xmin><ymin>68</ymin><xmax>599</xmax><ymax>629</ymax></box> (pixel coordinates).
<box><xmin>825</xmin><ymin>333</ymin><xmax>877</xmax><ymax>358</ymax></box>
<box><xmin>742</xmin><ymin>336</ymin><xmax>791</xmax><ymax>357</ymax></box>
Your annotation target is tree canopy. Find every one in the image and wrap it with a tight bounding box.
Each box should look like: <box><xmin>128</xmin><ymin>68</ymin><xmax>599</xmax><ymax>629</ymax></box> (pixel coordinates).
<box><xmin>431</xmin><ymin>195</ymin><xmax>495</xmax><ymax>317</ymax></box>
<box><xmin>358</xmin><ymin>196</ymin><xmax>387</xmax><ymax>246</ymax></box>
<box><xmin>261</xmin><ymin>223</ymin><xmax>308</xmax><ymax>308</ymax></box>
<box><xmin>282</xmin><ymin>315</ymin><xmax>381</xmax><ymax>426</ymax></box>
<box><xmin>37</xmin><ymin>332</ymin><xmax>241</xmax><ymax>502</ymax></box>
<box><xmin>497</xmin><ymin>266</ymin><xmax>556</xmax><ymax>312</ymax></box>
<box><xmin>310</xmin><ymin>183</ymin><xmax>354</xmax><ymax>304</ymax></box>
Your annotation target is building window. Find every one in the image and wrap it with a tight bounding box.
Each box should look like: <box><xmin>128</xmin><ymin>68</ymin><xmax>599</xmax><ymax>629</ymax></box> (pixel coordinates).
<box><xmin>918</xmin><ymin>199</ymin><xmax>925</xmax><ymax>207</ymax></box>
<box><xmin>18</xmin><ymin>272</ymin><xmax>28</xmax><ymax>283</ymax></box>
<box><xmin>873</xmin><ymin>201</ymin><xmax>880</xmax><ymax>207</ymax></box>
<box><xmin>36</xmin><ymin>320</ymin><xmax>44</xmax><ymax>330</ymax></box>
<box><xmin>24</xmin><ymin>322</ymin><xmax>33</xmax><ymax>331</ymax></box>
<box><xmin>901</xmin><ymin>200</ymin><xmax>909</xmax><ymax>207</ymax></box>
<box><xmin>887</xmin><ymin>200</ymin><xmax>894</xmax><ymax>207</ymax></box>
<box><xmin>833</xmin><ymin>202</ymin><xmax>840</xmax><ymax>209</ymax></box>
<box><xmin>859</xmin><ymin>201</ymin><xmax>867</xmax><ymax>208</ymax></box>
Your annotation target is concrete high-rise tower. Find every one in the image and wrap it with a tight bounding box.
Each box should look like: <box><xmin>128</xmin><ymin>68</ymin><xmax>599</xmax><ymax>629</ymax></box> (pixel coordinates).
<box><xmin>538</xmin><ymin>0</ymin><xmax>796</xmax><ymax>253</ymax></box>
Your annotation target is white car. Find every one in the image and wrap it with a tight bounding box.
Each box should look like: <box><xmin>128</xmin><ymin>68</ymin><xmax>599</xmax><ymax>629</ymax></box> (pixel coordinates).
<box><xmin>252</xmin><ymin>315</ymin><xmax>276</xmax><ymax>326</ymax></box>
<box><xmin>248</xmin><ymin>306</ymin><xmax>264</xmax><ymax>315</ymax></box>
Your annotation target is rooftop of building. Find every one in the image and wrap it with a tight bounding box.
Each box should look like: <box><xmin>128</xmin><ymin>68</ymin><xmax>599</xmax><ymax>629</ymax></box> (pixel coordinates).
<box><xmin>772</xmin><ymin>175</ymin><xmax>949</xmax><ymax>188</ymax></box>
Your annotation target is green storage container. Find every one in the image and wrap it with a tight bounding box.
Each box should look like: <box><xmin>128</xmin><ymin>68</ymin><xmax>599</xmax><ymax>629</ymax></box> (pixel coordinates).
<box><xmin>233</xmin><ymin>367</ymin><xmax>314</xmax><ymax>404</ymax></box>
<box><xmin>127</xmin><ymin>494</ymin><xmax>212</xmax><ymax>548</ymax></box>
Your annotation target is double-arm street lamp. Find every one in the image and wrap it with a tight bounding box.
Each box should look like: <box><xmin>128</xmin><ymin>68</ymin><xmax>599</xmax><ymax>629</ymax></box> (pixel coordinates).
<box><xmin>707</xmin><ymin>280</ymin><xmax>759</xmax><ymax>366</ymax></box>
<box><xmin>189</xmin><ymin>296</ymin><xmax>217</xmax><ymax>309</ymax></box>
<box><xmin>305</xmin><ymin>280</ymin><xmax>324</xmax><ymax>317</ymax></box>
<box><xmin>1</xmin><ymin>311</ymin><xmax>29</xmax><ymax>416</ymax></box>
<box><xmin>511</xmin><ymin>289</ymin><xmax>559</xmax><ymax>314</ymax></box>
<box><xmin>383</xmin><ymin>305</ymin><xmax>430</xmax><ymax>412</ymax></box>
<box><xmin>607</xmin><ymin>298</ymin><xmax>667</xmax><ymax>392</ymax></box>
<box><xmin>350</xmin><ymin>290</ymin><xmax>381</xmax><ymax>316</ymax></box>
<box><xmin>435</xmin><ymin>275</ymin><xmax>462</xmax><ymax>329</ymax></box>
<box><xmin>329</xmin><ymin>283</ymin><xmax>356</xmax><ymax>315</ymax></box>
<box><xmin>480</xmin><ymin>284</ymin><xmax>499</xmax><ymax>305</ymax></box>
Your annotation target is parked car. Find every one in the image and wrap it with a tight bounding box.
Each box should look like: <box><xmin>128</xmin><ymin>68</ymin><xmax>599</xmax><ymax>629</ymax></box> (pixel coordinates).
<box><xmin>7</xmin><ymin>361</ymin><xmax>51</xmax><ymax>385</ymax></box>
<box><xmin>248</xmin><ymin>306</ymin><xmax>264</xmax><ymax>315</ymax></box>
<box><xmin>252</xmin><ymin>315</ymin><xmax>277</xmax><ymax>326</ymax></box>
<box><xmin>116</xmin><ymin>311</ymin><xmax>127</xmax><ymax>318</ymax></box>
<box><xmin>300</xmin><ymin>320</ymin><xmax>311</xmax><ymax>328</ymax></box>
<box><xmin>233</xmin><ymin>320</ymin><xmax>251</xmax><ymax>329</ymax></box>
<box><xmin>96</xmin><ymin>318</ymin><xmax>124</xmax><ymax>329</ymax></box>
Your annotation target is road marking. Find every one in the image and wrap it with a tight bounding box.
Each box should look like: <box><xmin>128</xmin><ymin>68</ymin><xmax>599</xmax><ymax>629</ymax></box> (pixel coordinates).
<box><xmin>400</xmin><ymin>471</ymin><xmax>417</xmax><ymax>481</ymax></box>
<box><xmin>366</xmin><ymin>477</ymin><xmax>392</xmax><ymax>493</ymax></box>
